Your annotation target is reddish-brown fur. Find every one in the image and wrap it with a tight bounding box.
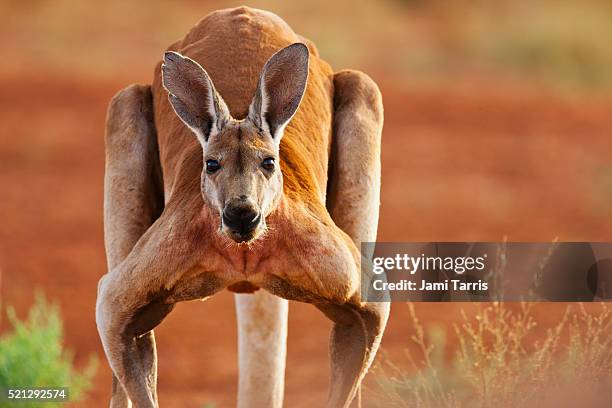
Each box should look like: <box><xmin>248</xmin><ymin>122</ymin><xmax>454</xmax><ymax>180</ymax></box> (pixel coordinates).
<box><xmin>152</xmin><ymin>7</ymin><xmax>334</xmax><ymax>206</ymax></box>
<box><xmin>148</xmin><ymin>7</ymin><xmax>342</xmax><ymax>293</ymax></box>
<box><xmin>97</xmin><ymin>7</ymin><xmax>388</xmax><ymax>408</ymax></box>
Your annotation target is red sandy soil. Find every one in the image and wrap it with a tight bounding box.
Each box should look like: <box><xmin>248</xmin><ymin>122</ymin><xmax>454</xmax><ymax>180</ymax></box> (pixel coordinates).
<box><xmin>0</xmin><ymin>74</ymin><xmax>611</xmax><ymax>407</ymax></box>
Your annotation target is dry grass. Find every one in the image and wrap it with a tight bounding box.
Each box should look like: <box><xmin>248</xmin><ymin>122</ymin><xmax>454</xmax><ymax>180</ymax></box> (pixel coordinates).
<box><xmin>369</xmin><ymin>302</ymin><xmax>612</xmax><ymax>407</ymax></box>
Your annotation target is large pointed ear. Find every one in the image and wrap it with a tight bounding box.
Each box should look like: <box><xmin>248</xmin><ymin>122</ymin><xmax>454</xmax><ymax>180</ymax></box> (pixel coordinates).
<box><xmin>248</xmin><ymin>43</ymin><xmax>309</xmax><ymax>142</ymax></box>
<box><xmin>161</xmin><ymin>51</ymin><xmax>231</xmax><ymax>143</ymax></box>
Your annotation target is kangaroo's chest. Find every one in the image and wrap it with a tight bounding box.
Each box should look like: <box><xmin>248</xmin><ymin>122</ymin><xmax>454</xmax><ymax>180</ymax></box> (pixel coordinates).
<box><xmin>186</xmin><ymin>203</ymin><xmax>323</xmax><ymax>285</ymax></box>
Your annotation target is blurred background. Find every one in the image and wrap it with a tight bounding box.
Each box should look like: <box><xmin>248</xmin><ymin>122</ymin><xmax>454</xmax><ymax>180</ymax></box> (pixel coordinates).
<box><xmin>1</xmin><ymin>0</ymin><xmax>611</xmax><ymax>406</ymax></box>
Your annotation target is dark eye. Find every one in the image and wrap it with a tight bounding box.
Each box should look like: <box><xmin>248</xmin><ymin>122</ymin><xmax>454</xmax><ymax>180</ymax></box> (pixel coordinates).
<box><xmin>206</xmin><ymin>159</ymin><xmax>221</xmax><ymax>174</ymax></box>
<box><xmin>262</xmin><ymin>157</ymin><xmax>275</xmax><ymax>171</ymax></box>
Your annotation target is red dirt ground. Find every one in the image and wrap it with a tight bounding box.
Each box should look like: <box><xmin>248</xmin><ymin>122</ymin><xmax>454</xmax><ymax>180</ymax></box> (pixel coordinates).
<box><xmin>1</xmin><ymin>73</ymin><xmax>611</xmax><ymax>407</ymax></box>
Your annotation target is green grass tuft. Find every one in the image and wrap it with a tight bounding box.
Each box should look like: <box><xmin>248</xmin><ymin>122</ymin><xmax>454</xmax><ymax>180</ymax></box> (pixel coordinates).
<box><xmin>0</xmin><ymin>293</ymin><xmax>97</xmax><ymax>408</ymax></box>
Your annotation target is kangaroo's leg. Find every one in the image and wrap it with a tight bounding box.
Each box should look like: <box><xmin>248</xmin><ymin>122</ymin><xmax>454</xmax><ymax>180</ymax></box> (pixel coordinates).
<box><xmin>264</xmin><ymin>71</ymin><xmax>389</xmax><ymax>408</ymax></box>
<box><xmin>327</xmin><ymin>70</ymin><xmax>383</xmax><ymax>248</ymax></box>
<box><xmin>326</xmin><ymin>70</ymin><xmax>387</xmax><ymax>407</ymax></box>
<box><xmin>97</xmin><ymin>200</ymin><xmax>226</xmax><ymax>408</ymax></box>
<box><xmin>262</xmin><ymin>215</ymin><xmax>389</xmax><ymax>408</ymax></box>
<box><xmin>235</xmin><ymin>291</ymin><xmax>288</xmax><ymax>408</ymax></box>
<box><xmin>316</xmin><ymin>301</ymin><xmax>388</xmax><ymax>408</ymax></box>
<box><xmin>327</xmin><ymin>70</ymin><xmax>388</xmax><ymax>408</ymax></box>
<box><xmin>103</xmin><ymin>84</ymin><xmax>164</xmax><ymax>408</ymax></box>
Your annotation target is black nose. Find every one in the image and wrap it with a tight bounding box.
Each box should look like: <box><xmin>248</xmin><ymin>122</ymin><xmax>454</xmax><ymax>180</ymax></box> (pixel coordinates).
<box><xmin>222</xmin><ymin>204</ymin><xmax>260</xmax><ymax>235</ymax></box>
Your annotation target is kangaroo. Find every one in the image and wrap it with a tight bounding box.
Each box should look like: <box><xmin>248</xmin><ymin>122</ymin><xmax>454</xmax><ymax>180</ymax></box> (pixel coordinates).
<box><xmin>96</xmin><ymin>6</ymin><xmax>388</xmax><ymax>408</ymax></box>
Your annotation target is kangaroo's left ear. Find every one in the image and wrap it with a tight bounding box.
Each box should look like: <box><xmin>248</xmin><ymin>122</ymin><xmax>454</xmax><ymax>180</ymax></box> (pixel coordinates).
<box><xmin>248</xmin><ymin>43</ymin><xmax>309</xmax><ymax>142</ymax></box>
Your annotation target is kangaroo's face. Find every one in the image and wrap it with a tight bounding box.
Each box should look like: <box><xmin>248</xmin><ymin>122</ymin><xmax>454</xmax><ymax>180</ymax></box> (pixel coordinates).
<box><xmin>199</xmin><ymin>121</ymin><xmax>282</xmax><ymax>242</ymax></box>
<box><xmin>162</xmin><ymin>43</ymin><xmax>309</xmax><ymax>243</ymax></box>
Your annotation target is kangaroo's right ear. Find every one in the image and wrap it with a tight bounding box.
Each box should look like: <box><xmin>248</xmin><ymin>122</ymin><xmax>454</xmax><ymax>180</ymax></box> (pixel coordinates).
<box><xmin>248</xmin><ymin>43</ymin><xmax>309</xmax><ymax>143</ymax></box>
<box><xmin>162</xmin><ymin>51</ymin><xmax>231</xmax><ymax>143</ymax></box>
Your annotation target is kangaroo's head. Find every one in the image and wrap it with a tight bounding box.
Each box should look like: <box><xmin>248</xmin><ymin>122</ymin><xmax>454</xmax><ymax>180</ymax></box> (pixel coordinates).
<box><xmin>162</xmin><ymin>43</ymin><xmax>309</xmax><ymax>243</ymax></box>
